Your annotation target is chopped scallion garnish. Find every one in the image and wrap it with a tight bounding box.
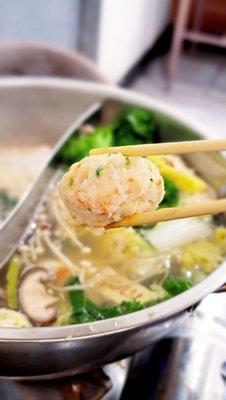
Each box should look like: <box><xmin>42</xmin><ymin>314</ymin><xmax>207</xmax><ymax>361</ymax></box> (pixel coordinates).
<box><xmin>68</xmin><ymin>177</ymin><xmax>74</xmax><ymax>188</ymax></box>
<box><xmin>125</xmin><ymin>156</ymin><xmax>131</xmax><ymax>167</ymax></box>
<box><xmin>95</xmin><ymin>167</ymin><xmax>104</xmax><ymax>177</ymax></box>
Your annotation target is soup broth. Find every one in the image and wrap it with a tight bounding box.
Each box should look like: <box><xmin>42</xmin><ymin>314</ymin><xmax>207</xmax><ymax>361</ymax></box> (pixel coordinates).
<box><xmin>1</xmin><ymin>107</ymin><xmax>226</xmax><ymax>328</ymax></box>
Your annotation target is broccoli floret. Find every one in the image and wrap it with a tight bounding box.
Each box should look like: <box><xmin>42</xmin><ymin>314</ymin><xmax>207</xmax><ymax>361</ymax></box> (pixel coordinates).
<box><xmin>163</xmin><ymin>276</ymin><xmax>192</xmax><ymax>296</ymax></box>
<box><xmin>55</xmin><ymin>107</ymin><xmax>158</xmax><ymax>167</ymax></box>
<box><xmin>114</xmin><ymin>107</ymin><xmax>157</xmax><ymax>146</ymax></box>
<box><xmin>56</xmin><ymin>124</ymin><xmax>114</xmax><ymax>166</ymax></box>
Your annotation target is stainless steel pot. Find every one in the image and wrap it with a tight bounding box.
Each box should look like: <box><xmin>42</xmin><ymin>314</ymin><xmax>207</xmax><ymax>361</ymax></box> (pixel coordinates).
<box><xmin>0</xmin><ymin>78</ymin><xmax>226</xmax><ymax>379</ymax></box>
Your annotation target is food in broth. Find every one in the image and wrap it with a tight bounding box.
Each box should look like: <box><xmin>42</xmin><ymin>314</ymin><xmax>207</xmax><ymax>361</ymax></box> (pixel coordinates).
<box><xmin>1</xmin><ymin>107</ymin><xmax>225</xmax><ymax>327</ymax></box>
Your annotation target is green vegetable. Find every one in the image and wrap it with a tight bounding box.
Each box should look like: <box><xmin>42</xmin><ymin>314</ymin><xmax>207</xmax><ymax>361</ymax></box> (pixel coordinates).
<box><xmin>70</xmin><ymin>300</ymin><xmax>144</xmax><ymax>324</ymax></box>
<box><xmin>66</xmin><ymin>276</ymin><xmax>85</xmax><ymax>312</ymax></box>
<box><xmin>68</xmin><ymin>177</ymin><xmax>74</xmax><ymax>188</ymax></box>
<box><xmin>66</xmin><ymin>276</ymin><xmax>102</xmax><ymax>323</ymax></box>
<box><xmin>92</xmin><ymin>301</ymin><xmax>144</xmax><ymax>320</ymax></box>
<box><xmin>67</xmin><ymin>276</ymin><xmax>145</xmax><ymax>324</ymax></box>
<box><xmin>114</xmin><ymin>107</ymin><xmax>157</xmax><ymax>146</ymax></box>
<box><xmin>120</xmin><ymin>300</ymin><xmax>144</xmax><ymax>313</ymax></box>
<box><xmin>163</xmin><ymin>276</ymin><xmax>192</xmax><ymax>296</ymax></box>
<box><xmin>56</xmin><ymin>125</ymin><xmax>114</xmax><ymax>166</ymax></box>
<box><xmin>160</xmin><ymin>176</ymin><xmax>179</xmax><ymax>208</ymax></box>
<box><xmin>55</xmin><ymin>107</ymin><xmax>157</xmax><ymax>168</ymax></box>
<box><xmin>95</xmin><ymin>167</ymin><xmax>104</xmax><ymax>177</ymax></box>
<box><xmin>66</xmin><ymin>276</ymin><xmax>183</xmax><ymax>325</ymax></box>
<box><xmin>6</xmin><ymin>255</ymin><xmax>23</xmax><ymax>309</ymax></box>
<box><xmin>125</xmin><ymin>156</ymin><xmax>131</xmax><ymax>166</ymax></box>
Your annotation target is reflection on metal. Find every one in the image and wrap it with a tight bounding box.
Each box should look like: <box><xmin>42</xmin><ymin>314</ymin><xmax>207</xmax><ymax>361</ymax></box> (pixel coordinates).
<box><xmin>103</xmin><ymin>360</ymin><xmax>130</xmax><ymax>400</ymax></box>
<box><xmin>158</xmin><ymin>293</ymin><xmax>226</xmax><ymax>400</ymax></box>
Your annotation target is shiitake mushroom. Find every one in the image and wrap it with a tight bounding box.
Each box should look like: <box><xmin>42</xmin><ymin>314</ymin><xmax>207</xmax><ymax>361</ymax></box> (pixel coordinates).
<box><xmin>18</xmin><ymin>266</ymin><xmax>58</xmax><ymax>326</ymax></box>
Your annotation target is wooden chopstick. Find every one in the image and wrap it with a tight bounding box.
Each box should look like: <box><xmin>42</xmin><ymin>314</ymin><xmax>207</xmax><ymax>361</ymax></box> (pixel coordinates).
<box><xmin>90</xmin><ymin>139</ymin><xmax>226</xmax><ymax>156</ymax></box>
<box><xmin>90</xmin><ymin>139</ymin><xmax>226</xmax><ymax>227</ymax></box>
<box><xmin>107</xmin><ymin>199</ymin><xmax>226</xmax><ymax>228</ymax></box>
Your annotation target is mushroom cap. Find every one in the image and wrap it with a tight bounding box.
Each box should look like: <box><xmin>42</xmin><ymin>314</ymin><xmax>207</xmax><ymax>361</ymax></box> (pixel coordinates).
<box><xmin>18</xmin><ymin>266</ymin><xmax>58</xmax><ymax>325</ymax></box>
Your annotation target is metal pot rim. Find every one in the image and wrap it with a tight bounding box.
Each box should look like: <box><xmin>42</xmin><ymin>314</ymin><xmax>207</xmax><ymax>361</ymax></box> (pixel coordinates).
<box><xmin>0</xmin><ymin>77</ymin><xmax>224</xmax><ymax>341</ymax></box>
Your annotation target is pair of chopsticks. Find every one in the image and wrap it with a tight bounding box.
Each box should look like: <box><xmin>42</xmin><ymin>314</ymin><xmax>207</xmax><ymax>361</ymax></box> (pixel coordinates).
<box><xmin>90</xmin><ymin>139</ymin><xmax>226</xmax><ymax>228</ymax></box>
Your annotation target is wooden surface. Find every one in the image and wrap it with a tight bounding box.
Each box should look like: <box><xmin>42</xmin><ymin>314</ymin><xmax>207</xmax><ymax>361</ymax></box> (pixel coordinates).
<box><xmin>171</xmin><ymin>0</ymin><xmax>226</xmax><ymax>35</ymax></box>
<box><xmin>90</xmin><ymin>139</ymin><xmax>226</xmax><ymax>156</ymax></box>
<box><xmin>109</xmin><ymin>199</ymin><xmax>226</xmax><ymax>228</ymax></box>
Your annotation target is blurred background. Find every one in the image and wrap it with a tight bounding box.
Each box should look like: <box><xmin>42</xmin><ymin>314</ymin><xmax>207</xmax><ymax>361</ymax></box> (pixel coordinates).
<box><xmin>1</xmin><ymin>2</ymin><xmax>226</xmax><ymax>398</ymax></box>
<box><xmin>0</xmin><ymin>0</ymin><xmax>226</xmax><ymax>135</ymax></box>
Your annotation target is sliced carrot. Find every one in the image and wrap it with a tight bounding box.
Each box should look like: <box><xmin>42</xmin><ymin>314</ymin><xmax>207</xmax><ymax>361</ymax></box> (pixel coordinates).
<box><xmin>54</xmin><ymin>266</ymin><xmax>71</xmax><ymax>286</ymax></box>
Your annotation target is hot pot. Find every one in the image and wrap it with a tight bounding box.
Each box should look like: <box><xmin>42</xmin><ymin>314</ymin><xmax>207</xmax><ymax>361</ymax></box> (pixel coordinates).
<box><xmin>0</xmin><ymin>78</ymin><xmax>226</xmax><ymax>379</ymax></box>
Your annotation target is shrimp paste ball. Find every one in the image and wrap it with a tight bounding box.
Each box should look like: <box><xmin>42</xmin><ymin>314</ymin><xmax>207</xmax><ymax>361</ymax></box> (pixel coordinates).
<box><xmin>58</xmin><ymin>153</ymin><xmax>165</xmax><ymax>228</ymax></box>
